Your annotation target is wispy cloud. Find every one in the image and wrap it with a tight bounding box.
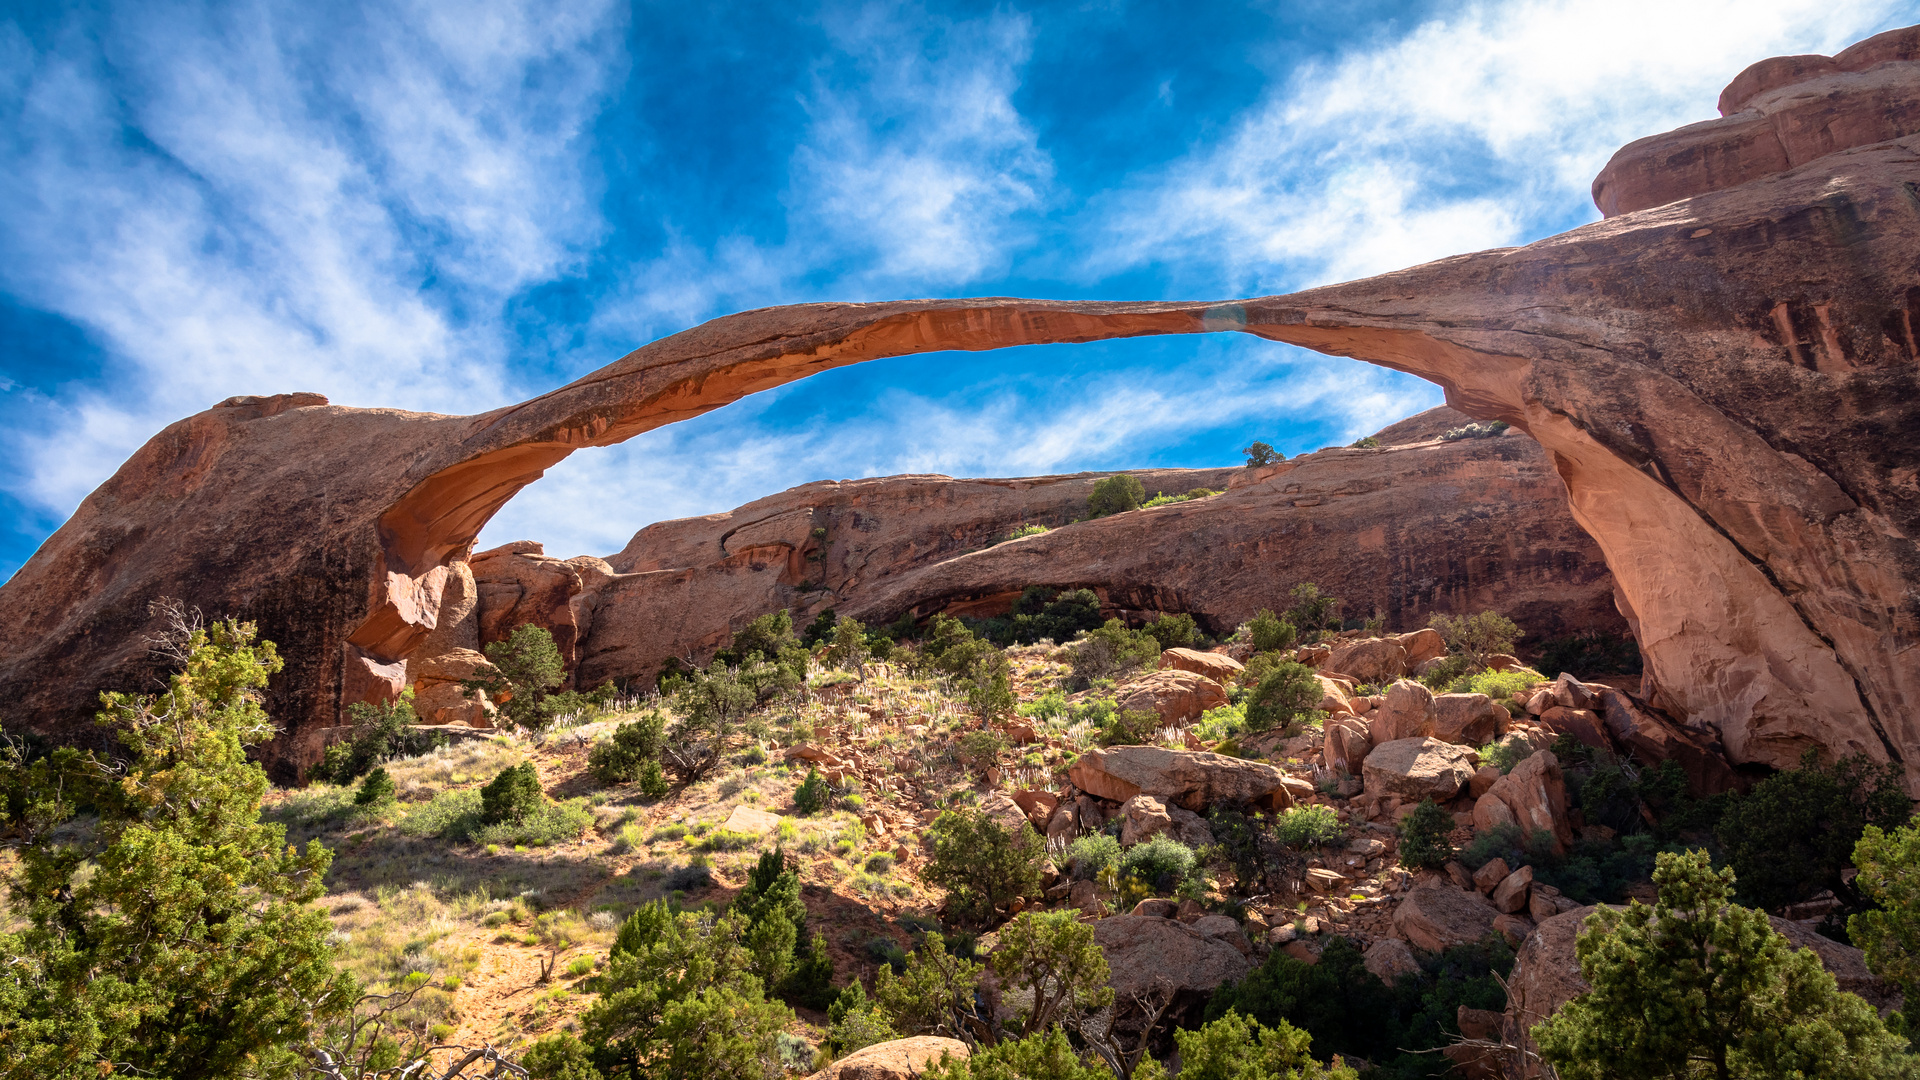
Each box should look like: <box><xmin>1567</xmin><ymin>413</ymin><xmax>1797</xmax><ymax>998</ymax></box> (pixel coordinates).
<box><xmin>0</xmin><ymin>0</ymin><xmax>625</xmax><ymax>513</ymax></box>
<box><xmin>1098</xmin><ymin>0</ymin><xmax>1910</xmax><ymax>291</ymax></box>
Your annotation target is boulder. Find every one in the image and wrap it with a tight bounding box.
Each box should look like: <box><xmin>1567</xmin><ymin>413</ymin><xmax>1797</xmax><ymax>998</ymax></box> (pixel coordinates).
<box><xmin>1363</xmin><ymin>937</ymin><xmax>1422</xmax><ymax>984</ymax></box>
<box><xmin>1161</xmin><ymin>648</ymin><xmax>1244</xmax><ymax>685</ymax></box>
<box><xmin>1011</xmin><ymin>790</ymin><xmax>1060</xmax><ymax>830</ymax></box>
<box><xmin>1468</xmin><ymin>764</ymin><xmax>1501</xmax><ymax>799</ymax></box>
<box><xmin>1549</xmin><ymin>673</ymin><xmax>1602</xmax><ymax>712</ymax></box>
<box><xmin>1492</xmin><ymin>865</ymin><xmax>1534</xmax><ymax>913</ymax></box>
<box><xmin>1325</xmin><ymin>637</ymin><xmax>1411</xmax><ymax>683</ymax></box>
<box><xmin>1483</xmin><ymin>751</ymin><xmax>1574</xmax><ymax>855</ymax></box>
<box><xmin>1393</xmin><ymin>882</ymin><xmax>1501</xmax><ymax>953</ymax></box>
<box><xmin>979</xmin><ymin>791</ymin><xmax>1032</xmax><ymax>835</ymax></box>
<box><xmin>1431</xmin><ymin>693</ymin><xmax>1507</xmax><ymax>746</ymax></box>
<box><xmin>1367</xmin><ymin>680</ymin><xmax>1436</xmax><ymax>745</ymax></box>
<box><xmin>1597</xmin><ymin>687</ymin><xmax>1740</xmax><ymax>795</ymax></box>
<box><xmin>1093</xmin><ymin>915</ymin><xmax>1251</xmax><ymax>1003</ymax></box>
<box><xmin>1315</xmin><ymin>675</ymin><xmax>1355</xmax><ymax>715</ymax></box>
<box><xmin>1192</xmin><ymin>914</ymin><xmax>1253</xmax><ymax>955</ymax></box>
<box><xmin>1538</xmin><ymin>705</ymin><xmax>1609</xmax><ymax>751</ymax></box>
<box><xmin>1392</xmin><ymin>629</ymin><xmax>1448</xmax><ymax>666</ymax></box>
<box><xmin>1045</xmin><ymin>804</ymin><xmax>1078</xmax><ymax>841</ymax></box>
<box><xmin>407</xmin><ymin>647</ymin><xmax>496</xmax><ymax>726</ymax></box>
<box><xmin>1492</xmin><ymin>912</ymin><xmax>1534</xmax><ymax>946</ymax></box>
<box><xmin>1322</xmin><ymin>714</ymin><xmax>1373</xmax><ymax>774</ymax></box>
<box><xmin>1472</xmin><ymin>791</ymin><xmax>1521</xmax><ymax>833</ymax></box>
<box><xmin>1118</xmin><ymin>794</ymin><xmax>1214</xmax><ymax>848</ymax></box>
<box><xmin>809</xmin><ymin>1036</ymin><xmax>970</xmax><ymax>1080</ymax></box>
<box><xmin>1116</xmin><ymin>669</ymin><xmax>1230</xmax><ymax>728</ymax></box>
<box><xmin>1069</xmin><ymin>746</ymin><xmax>1295</xmax><ymax>812</ymax></box>
<box><xmin>1472</xmin><ymin>858</ymin><xmax>1511</xmax><ymax>894</ymax></box>
<box><xmin>1362</xmin><ymin>737</ymin><xmax>1478</xmax><ymax>801</ymax></box>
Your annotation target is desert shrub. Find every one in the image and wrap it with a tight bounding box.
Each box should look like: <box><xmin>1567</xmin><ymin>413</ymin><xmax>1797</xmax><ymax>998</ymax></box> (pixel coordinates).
<box><xmin>1208</xmin><ymin>806</ymin><xmax>1300</xmax><ymax>896</ymax></box>
<box><xmin>589</xmin><ymin>711</ymin><xmax>667</xmax><ymax>785</ymax></box>
<box><xmin>522</xmin><ymin>1032</ymin><xmax>602</xmax><ymax>1080</ymax></box>
<box><xmin>922</xmin><ymin>1027</ymin><xmax>1110</xmax><ymax>1080</ymax></box>
<box><xmin>1245</xmin><ymin>660</ymin><xmax>1322</xmax><ymax>733</ymax></box>
<box><xmin>873</xmin><ymin>933</ymin><xmax>987</xmax><ymax>1040</ymax></box>
<box><xmin>825</xmin><ymin>981</ymin><xmax>897</xmax><ymax>1057</ymax></box>
<box><xmin>1086</xmin><ymin>474</ymin><xmax>1146</xmax><ymax>518</ymax></box>
<box><xmin>1206</xmin><ymin>934</ymin><xmax>1510</xmax><ymax>1076</ymax></box>
<box><xmin>923</xmin><ymin>808</ymin><xmax>1048</xmax><ymax>924</ymax></box>
<box><xmin>957</xmin><ymin>728</ymin><xmax>1009</xmax><ymax>773</ymax></box>
<box><xmin>1141</xmin><ymin>487</ymin><xmax>1222</xmax><ymax>509</ymax></box>
<box><xmin>310</xmin><ymin>691</ymin><xmax>442</xmax><ymax>784</ymax></box>
<box><xmin>354</xmin><ymin>765</ymin><xmax>396</xmax><ymax>807</ymax></box>
<box><xmin>801</xmin><ymin>608</ymin><xmax>839</xmax><ymax>647</ymax></box>
<box><xmin>793</xmin><ymin>767</ymin><xmax>831</xmax><ymax>815</ymax></box>
<box><xmin>1478</xmin><ymin>735</ymin><xmax>1534</xmax><ymax>775</ymax></box>
<box><xmin>480</xmin><ymin>761</ymin><xmax>544</xmax><ymax>825</ymax></box>
<box><xmin>1349</xmin><ymin>435</ymin><xmax>1380</xmax><ymax>449</ymax></box>
<box><xmin>1096</xmin><ymin>707</ymin><xmax>1165</xmax><ymax>747</ymax></box>
<box><xmin>998</xmin><ymin>523</ymin><xmax>1051</xmax><ymax>543</ymax></box>
<box><xmin>1426</xmin><ymin>610</ymin><xmax>1521</xmax><ymax>672</ymax></box>
<box><xmin>825</xmin><ymin>616</ymin><xmax>872</xmax><ymax>675</ymax></box>
<box><xmin>1242</xmin><ymin>440</ymin><xmax>1280</xmax><ymax>466</ymax></box>
<box><xmin>1415</xmin><ymin>653</ymin><xmax>1471</xmax><ymax>691</ymax></box>
<box><xmin>476</xmin><ymin>799</ymin><xmax>593</xmax><ymax>847</ymax></box>
<box><xmin>1246</xmin><ymin>609</ymin><xmax>1298</xmax><ymax>654</ymax></box>
<box><xmin>1715</xmin><ymin>747</ymin><xmax>1909</xmax><ymax>911</ymax></box>
<box><xmin>972</xmin><ymin>587</ymin><xmax>1107</xmax><ymax>647</ymax></box>
<box><xmin>1283</xmin><ymin>583</ymin><xmax>1342</xmax><ymax>639</ymax></box>
<box><xmin>1459</xmin><ymin>668</ymin><xmax>1538</xmax><ymax>701</ymax></box>
<box><xmin>1533</xmin><ymin>850</ymin><xmax>1910</xmax><ymax>1080</ymax></box>
<box><xmin>1192</xmin><ymin>701</ymin><xmax>1249</xmax><ymax>745</ymax></box>
<box><xmin>1067</xmin><ymin>618</ymin><xmax>1160</xmax><ymax>688</ymax></box>
<box><xmin>1064</xmin><ymin>833</ymin><xmax>1122</xmax><ymax>881</ymax></box>
<box><xmin>1850</xmin><ymin>821</ymin><xmax>1920</xmax><ymax>1003</ymax></box>
<box><xmin>732</xmin><ymin>848</ymin><xmax>807</xmax><ymax>990</ymax></box>
<box><xmin>1438</xmin><ymin>420</ymin><xmax>1509</xmax><ymax>441</ymax></box>
<box><xmin>1019</xmin><ymin>688</ymin><xmax>1070</xmax><ymax>724</ymax></box>
<box><xmin>1396</xmin><ymin>799</ymin><xmax>1454</xmax><ymax>871</ymax></box>
<box><xmin>581</xmin><ymin>900</ymin><xmax>792</xmax><ymax>1080</ymax></box>
<box><xmin>664</xmin><ymin>863</ymin><xmax>715</xmax><ymax>892</ymax></box>
<box><xmin>1143</xmin><ymin>612</ymin><xmax>1199</xmax><ymax>650</ymax></box>
<box><xmin>1175</xmin><ymin>1011</ymin><xmax>1357</xmax><ymax>1080</ymax></box>
<box><xmin>989</xmin><ymin>910</ymin><xmax>1113</xmax><ymax>1037</ymax></box>
<box><xmin>1118</xmin><ymin>835</ymin><xmax>1197</xmax><ymax>892</ymax></box>
<box><xmin>459</xmin><ymin>623</ymin><xmax>568</xmax><ymax>731</ymax></box>
<box><xmin>698</xmin><ymin>827</ymin><xmax>762</xmax><ymax>853</ymax></box>
<box><xmin>966</xmin><ymin>667</ymin><xmax>1017</xmax><ymax>721</ymax></box>
<box><xmin>1536</xmin><ymin>632</ymin><xmax>1643</xmax><ymax>679</ymax></box>
<box><xmin>780</xmin><ymin>932</ymin><xmax>837</xmax><ymax>1010</ymax></box>
<box><xmin>0</xmin><ymin>614</ymin><xmax>347</xmax><ymax>1078</ymax></box>
<box><xmin>1275</xmin><ymin>805</ymin><xmax>1344</xmax><ymax>849</ymax></box>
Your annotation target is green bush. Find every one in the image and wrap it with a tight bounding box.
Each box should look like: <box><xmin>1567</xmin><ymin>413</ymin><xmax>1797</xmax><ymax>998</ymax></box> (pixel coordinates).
<box><xmin>1144</xmin><ymin>612</ymin><xmax>1200</xmax><ymax>650</ymax></box>
<box><xmin>400</xmin><ymin>786</ymin><xmax>591</xmax><ymax>846</ymax></box>
<box><xmin>1246</xmin><ymin>609</ymin><xmax>1298</xmax><ymax>654</ymax></box>
<box><xmin>1532</xmin><ymin>850</ymin><xmax>1910</xmax><ymax>1080</ymax></box>
<box><xmin>1018</xmin><ymin>688</ymin><xmax>1069</xmax><ymax>723</ymax></box>
<box><xmin>353</xmin><ymin>765</ymin><xmax>396</xmax><ymax>807</ymax></box>
<box><xmin>1283</xmin><ymin>583</ymin><xmax>1341</xmax><ymax>639</ymax></box>
<box><xmin>1206</xmin><ymin>935</ymin><xmax>1510</xmax><ymax>1077</ymax></box>
<box><xmin>1118</xmin><ymin>835</ymin><xmax>1197</xmax><ymax>892</ymax></box>
<box><xmin>1459</xmin><ymin>668</ymin><xmax>1538</xmax><ymax>701</ymax></box>
<box><xmin>1245</xmin><ymin>660</ymin><xmax>1322</xmax><ymax>733</ymax></box>
<box><xmin>1438</xmin><ymin>420</ymin><xmax>1509</xmax><ymax>441</ymax></box>
<box><xmin>480</xmin><ymin>761</ymin><xmax>544</xmax><ymax>825</ymax></box>
<box><xmin>698</xmin><ymin>827</ymin><xmax>762</xmax><ymax>853</ymax></box>
<box><xmin>1536</xmin><ymin>632</ymin><xmax>1642</xmax><ymax>679</ymax></box>
<box><xmin>922</xmin><ymin>1028</ymin><xmax>1110</xmax><ymax>1080</ymax></box>
<box><xmin>988</xmin><ymin>910</ymin><xmax>1113</xmax><ymax>1037</ymax></box>
<box><xmin>825</xmin><ymin>616</ymin><xmax>872</xmax><ymax>675</ymax></box>
<box><xmin>1478</xmin><ymin>735</ymin><xmax>1534</xmax><ymax>775</ymax></box>
<box><xmin>1416</xmin><ymin>653</ymin><xmax>1471</xmax><ymax>691</ymax></box>
<box><xmin>636</xmin><ymin>759</ymin><xmax>670</xmax><ymax>798</ymax></box>
<box><xmin>1175</xmin><ymin>1011</ymin><xmax>1357</xmax><ymax>1080</ymax></box>
<box><xmin>874</xmin><ymin>933</ymin><xmax>987</xmax><ymax>1040</ymax></box>
<box><xmin>1715</xmin><ymin>748</ymin><xmax>1910</xmax><ymax>911</ymax></box>
<box><xmin>923</xmin><ymin>809</ymin><xmax>1048</xmax><ymax>924</ymax></box>
<box><xmin>1141</xmin><ymin>487</ymin><xmax>1222</xmax><ymax>509</ymax></box>
<box><xmin>459</xmin><ymin>623</ymin><xmax>569</xmax><ymax>731</ymax></box>
<box><xmin>1349</xmin><ymin>435</ymin><xmax>1380</xmax><ymax>449</ymax></box>
<box><xmin>1086</xmin><ymin>474</ymin><xmax>1146</xmax><ymax>517</ymax></box>
<box><xmin>1275</xmin><ymin>805</ymin><xmax>1344</xmax><ymax>849</ymax></box>
<box><xmin>309</xmin><ymin>691</ymin><xmax>442</xmax><ymax>784</ymax></box>
<box><xmin>1067</xmin><ymin>618</ymin><xmax>1160</xmax><ymax>687</ymax></box>
<box><xmin>1850</xmin><ymin>821</ymin><xmax>1920</xmax><ymax>1004</ymax></box>
<box><xmin>1396</xmin><ymin>800</ymin><xmax>1454</xmax><ymax>871</ymax></box>
<box><xmin>1064</xmin><ymin>834</ymin><xmax>1122</xmax><ymax>881</ymax></box>
<box><xmin>589</xmin><ymin>711</ymin><xmax>667</xmax><ymax>784</ymax></box>
<box><xmin>793</xmin><ymin>767</ymin><xmax>831</xmax><ymax>816</ymax></box>
<box><xmin>1096</xmin><ymin>706</ymin><xmax>1165</xmax><ymax>747</ymax></box>
<box><xmin>972</xmin><ymin>587</ymin><xmax>1107</xmax><ymax>647</ymax></box>
<box><xmin>825</xmin><ymin>981</ymin><xmax>897</xmax><ymax>1056</ymax></box>
<box><xmin>1242</xmin><ymin>441</ymin><xmax>1280</xmax><ymax>467</ymax></box>
<box><xmin>1427</xmin><ymin>610</ymin><xmax>1521</xmax><ymax>671</ymax></box>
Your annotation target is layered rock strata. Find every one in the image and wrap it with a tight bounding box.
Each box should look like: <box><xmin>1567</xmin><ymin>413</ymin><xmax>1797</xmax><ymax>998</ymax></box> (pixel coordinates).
<box><xmin>0</xmin><ymin>28</ymin><xmax>1915</xmax><ymax>785</ymax></box>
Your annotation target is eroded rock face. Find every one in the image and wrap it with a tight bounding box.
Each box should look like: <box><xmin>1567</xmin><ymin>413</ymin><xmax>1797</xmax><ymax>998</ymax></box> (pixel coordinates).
<box><xmin>2</xmin><ymin>30</ymin><xmax>1917</xmax><ymax>788</ymax></box>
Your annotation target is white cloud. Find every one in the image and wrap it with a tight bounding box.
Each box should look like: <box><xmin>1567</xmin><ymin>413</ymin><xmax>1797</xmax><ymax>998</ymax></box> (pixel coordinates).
<box><xmin>787</xmin><ymin>6</ymin><xmax>1052</xmax><ymax>287</ymax></box>
<box><xmin>0</xmin><ymin>0</ymin><xmax>624</xmax><ymax>513</ymax></box>
<box><xmin>1100</xmin><ymin>0</ymin><xmax>1912</xmax><ymax>291</ymax></box>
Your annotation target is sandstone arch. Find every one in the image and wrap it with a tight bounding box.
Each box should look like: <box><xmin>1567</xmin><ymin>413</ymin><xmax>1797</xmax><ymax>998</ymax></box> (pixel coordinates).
<box><xmin>1</xmin><ymin>28</ymin><xmax>1916</xmax><ymax>785</ymax></box>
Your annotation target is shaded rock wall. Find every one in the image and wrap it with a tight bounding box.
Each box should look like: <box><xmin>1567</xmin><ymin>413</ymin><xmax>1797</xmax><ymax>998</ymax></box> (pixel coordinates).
<box><xmin>0</xmin><ymin>28</ymin><xmax>1914</xmax><ymax>784</ymax></box>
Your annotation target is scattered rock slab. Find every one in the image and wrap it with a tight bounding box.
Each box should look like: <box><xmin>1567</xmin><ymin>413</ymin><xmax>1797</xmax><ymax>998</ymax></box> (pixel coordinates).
<box><xmin>1093</xmin><ymin>915</ymin><xmax>1251</xmax><ymax>1003</ymax></box>
<box><xmin>1363</xmin><ymin>937</ymin><xmax>1422</xmax><ymax>983</ymax></box>
<box><xmin>1161</xmin><ymin>648</ymin><xmax>1243</xmax><ymax>685</ymax></box>
<box><xmin>1492</xmin><ymin>865</ymin><xmax>1534</xmax><ymax>913</ymax></box>
<box><xmin>1367</xmin><ymin>680</ymin><xmax>1436</xmax><ymax>745</ymax></box>
<box><xmin>1069</xmin><ymin>746</ymin><xmax>1296</xmax><ymax>811</ymax></box>
<box><xmin>1116</xmin><ymin>669</ymin><xmax>1229</xmax><ymax>727</ymax></box>
<box><xmin>1362</xmin><ymin>737</ymin><xmax>1478</xmax><ymax>801</ymax></box>
<box><xmin>1118</xmin><ymin>794</ymin><xmax>1214</xmax><ymax>848</ymax></box>
<box><xmin>1431</xmin><ymin>693</ymin><xmax>1507</xmax><ymax>746</ymax></box>
<box><xmin>809</xmin><ymin>1036</ymin><xmax>970</xmax><ymax>1080</ymax></box>
<box><xmin>721</xmin><ymin>805</ymin><xmax>784</xmax><ymax>836</ymax></box>
<box><xmin>1483</xmin><ymin>751</ymin><xmax>1574</xmax><ymax>854</ymax></box>
<box><xmin>1325</xmin><ymin>637</ymin><xmax>1411</xmax><ymax>683</ymax></box>
<box><xmin>1392</xmin><ymin>882</ymin><xmax>1501</xmax><ymax>953</ymax></box>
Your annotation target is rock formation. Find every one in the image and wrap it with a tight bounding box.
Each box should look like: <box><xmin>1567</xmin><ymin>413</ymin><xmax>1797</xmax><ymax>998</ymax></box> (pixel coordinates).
<box><xmin>0</xmin><ymin>27</ymin><xmax>1915</xmax><ymax>786</ymax></box>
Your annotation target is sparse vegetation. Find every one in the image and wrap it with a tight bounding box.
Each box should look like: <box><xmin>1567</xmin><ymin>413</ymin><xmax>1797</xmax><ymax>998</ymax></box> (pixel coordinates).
<box><xmin>1246</xmin><ymin>608</ymin><xmax>1299</xmax><ymax>654</ymax></box>
<box><xmin>1242</xmin><ymin>441</ymin><xmax>1280</xmax><ymax>466</ymax></box>
<box><xmin>1438</xmin><ymin>420</ymin><xmax>1509</xmax><ymax>441</ymax></box>
<box><xmin>1275</xmin><ymin>805</ymin><xmax>1344</xmax><ymax>849</ymax></box>
<box><xmin>1427</xmin><ymin>610</ymin><xmax>1521</xmax><ymax>672</ymax></box>
<box><xmin>1715</xmin><ymin>748</ymin><xmax>1910</xmax><ymax>912</ymax></box>
<box><xmin>1087</xmin><ymin>474</ymin><xmax>1147</xmax><ymax>518</ymax></box>
<box><xmin>1396</xmin><ymin>799</ymin><xmax>1455</xmax><ymax>871</ymax></box>
<box><xmin>922</xmin><ymin>807</ymin><xmax>1048</xmax><ymax>924</ymax></box>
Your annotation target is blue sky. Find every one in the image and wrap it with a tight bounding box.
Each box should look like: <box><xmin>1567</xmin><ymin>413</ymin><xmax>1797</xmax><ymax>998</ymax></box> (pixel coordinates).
<box><xmin>1</xmin><ymin>0</ymin><xmax>1914</xmax><ymax>579</ymax></box>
